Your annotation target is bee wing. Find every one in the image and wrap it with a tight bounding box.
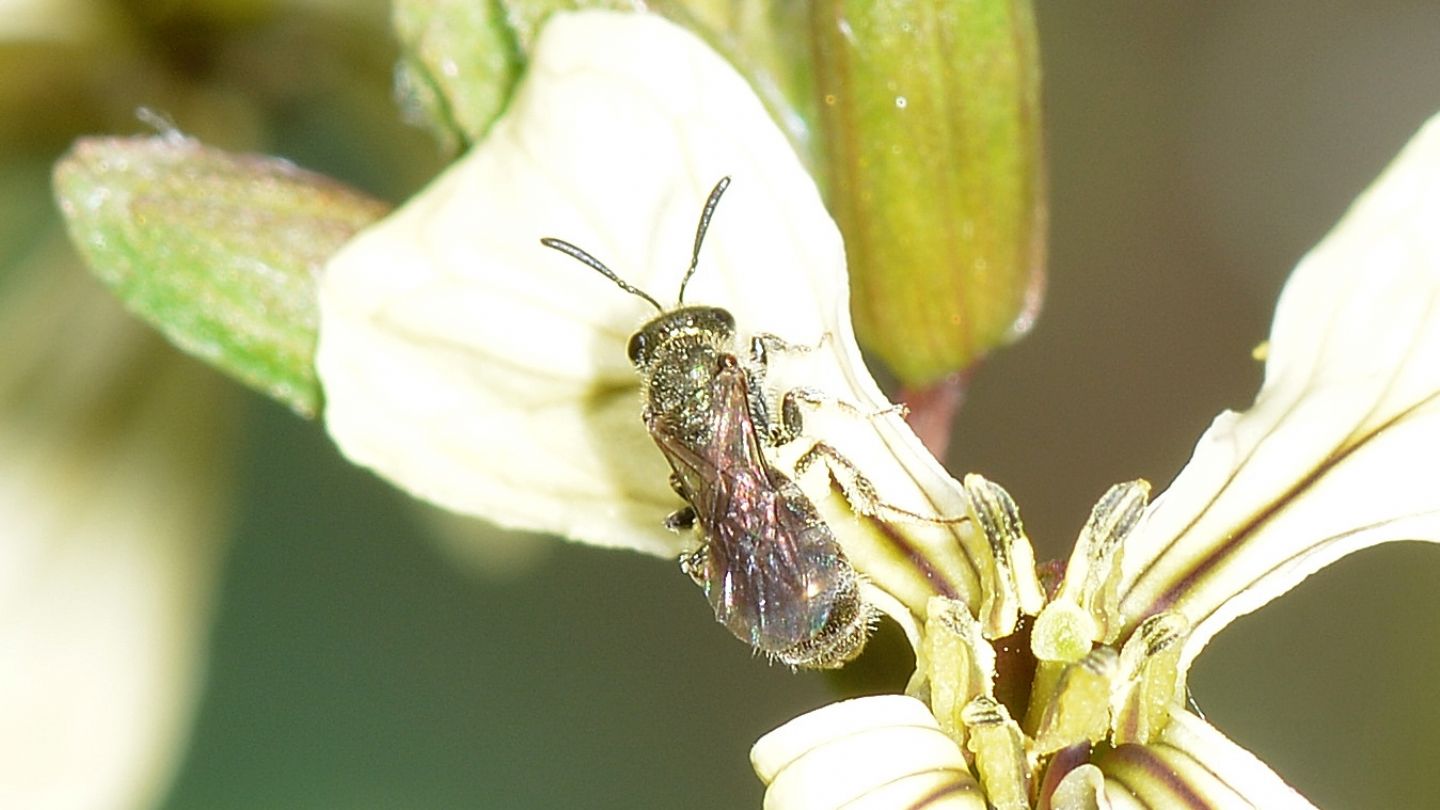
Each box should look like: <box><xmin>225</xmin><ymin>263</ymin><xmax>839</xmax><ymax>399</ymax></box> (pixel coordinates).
<box><xmin>670</xmin><ymin>365</ymin><xmax>853</xmax><ymax>655</ymax></box>
<box><xmin>646</xmin><ymin>359</ymin><xmax>768</xmax><ymax>511</ymax></box>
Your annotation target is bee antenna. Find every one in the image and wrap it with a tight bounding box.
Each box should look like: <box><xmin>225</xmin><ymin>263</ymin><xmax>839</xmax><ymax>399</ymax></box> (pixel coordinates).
<box><xmin>540</xmin><ymin>237</ymin><xmax>664</xmax><ymax>313</ymax></box>
<box><xmin>676</xmin><ymin>176</ymin><xmax>731</xmax><ymax>305</ymax></box>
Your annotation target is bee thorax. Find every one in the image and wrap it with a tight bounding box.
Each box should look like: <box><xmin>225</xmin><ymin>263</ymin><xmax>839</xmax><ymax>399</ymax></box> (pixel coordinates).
<box><xmin>639</xmin><ymin>332</ymin><xmax>734</xmax><ymax>446</ymax></box>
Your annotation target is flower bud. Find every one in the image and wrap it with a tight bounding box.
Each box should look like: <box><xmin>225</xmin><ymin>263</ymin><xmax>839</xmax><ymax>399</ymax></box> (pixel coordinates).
<box><xmin>810</xmin><ymin>0</ymin><xmax>1046</xmax><ymax>385</ymax></box>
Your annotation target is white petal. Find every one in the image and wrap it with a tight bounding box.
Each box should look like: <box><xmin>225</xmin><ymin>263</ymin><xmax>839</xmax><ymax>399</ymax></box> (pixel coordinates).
<box><xmin>0</xmin><ymin>266</ymin><xmax>229</xmax><ymax>810</ymax></box>
<box><xmin>318</xmin><ymin>10</ymin><xmax>849</xmax><ymax>555</ymax></box>
<box><xmin>317</xmin><ymin>5</ymin><xmax>996</xmax><ymax>617</ymax></box>
<box><xmin>1117</xmin><ymin>112</ymin><xmax>1440</xmax><ymax>670</ymax></box>
<box><xmin>751</xmin><ymin>695</ymin><xmax>985</xmax><ymax>810</ymax></box>
<box><xmin>1048</xmin><ymin>764</ymin><xmax>1111</xmax><ymax>810</ymax></box>
<box><xmin>1091</xmin><ymin>708</ymin><xmax>1315</xmax><ymax>809</ymax></box>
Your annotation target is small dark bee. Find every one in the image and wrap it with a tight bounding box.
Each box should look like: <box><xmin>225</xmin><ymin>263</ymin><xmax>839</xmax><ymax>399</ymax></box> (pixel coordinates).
<box><xmin>540</xmin><ymin>177</ymin><xmax>873</xmax><ymax>668</ymax></box>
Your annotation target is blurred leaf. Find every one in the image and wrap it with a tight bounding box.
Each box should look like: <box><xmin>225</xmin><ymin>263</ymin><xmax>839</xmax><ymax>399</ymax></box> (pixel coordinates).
<box><xmin>53</xmin><ymin>134</ymin><xmax>389</xmax><ymax>418</ymax></box>
<box><xmin>393</xmin><ymin>1</ymin><xmax>663</xmax><ymax>153</ymax></box>
<box><xmin>392</xmin><ymin>1</ymin><xmax>817</xmax><ymax>163</ymax></box>
<box><xmin>392</xmin><ymin>0</ymin><xmax>524</xmax><ymax>152</ymax></box>
<box><xmin>811</xmin><ymin>0</ymin><xmax>1047</xmax><ymax>386</ymax></box>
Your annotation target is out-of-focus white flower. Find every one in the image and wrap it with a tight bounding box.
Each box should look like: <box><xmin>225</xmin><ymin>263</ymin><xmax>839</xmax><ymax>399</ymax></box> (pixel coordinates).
<box><xmin>0</xmin><ymin>0</ymin><xmax>100</xmax><ymax>41</ymax></box>
<box><xmin>315</xmin><ymin>8</ymin><xmax>1440</xmax><ymax>808</ymax></box>
<box><xmin>0</xmin><ymin>252</ymin><xmax>232</xmax><ymax>810</ymax></box>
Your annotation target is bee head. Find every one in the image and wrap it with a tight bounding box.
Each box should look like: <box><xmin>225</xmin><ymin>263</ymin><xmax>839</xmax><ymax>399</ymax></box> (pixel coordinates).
<box><xmin>626</xmin><ymin>305</ymin><xmax>735</xmax><ymax>370</ymax></box>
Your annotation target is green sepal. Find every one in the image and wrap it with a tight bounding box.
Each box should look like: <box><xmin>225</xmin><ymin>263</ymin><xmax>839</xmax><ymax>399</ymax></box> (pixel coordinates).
<box><xmin>394</xmin><ymin>0</ymin><xmax>646</xmax><ymax>153</ymax></box>
<box><xmin>393</xmin><ymin>0</ymin><xmax>525</xmax><ymax>153</ymax></box>
<box><xmin>53</xmin><ymin>135</ymin><xmax>389</xmax><ymax>418</ymax></box>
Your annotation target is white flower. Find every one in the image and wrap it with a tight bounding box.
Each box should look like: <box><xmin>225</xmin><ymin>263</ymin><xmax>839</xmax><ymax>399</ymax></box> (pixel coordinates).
<box><xmin>317</xmin><ymin>9</ymin><xmax>973</xmax><ymax>579</ymax></box>
<box><xmin>315</xmin><ymin>8</ymin><xmax>1440</xmax><ymax>808</ymax></box>
<box><xmin>0</xmin><ymin>0</ymin><xmax>100</xmax><ymax>41</ymax></box>
<box><xmin>0</xmin><ymin>260</ymin><xmax>230</xmax><ymax>810</ymax></box>
<box><xmin>752</xmin><ymin>110</ymin><xmax>1440</xmax><ymax>810</ymax></box>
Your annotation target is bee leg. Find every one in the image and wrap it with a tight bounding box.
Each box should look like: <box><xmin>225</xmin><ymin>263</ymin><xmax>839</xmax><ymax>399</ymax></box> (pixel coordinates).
<box><xmin>746</xmin><ymin>333</ymin><xmax>903</xmax><ymax>446</ymax></box>
<box><xmin>786</xmin><ymin>387</ymin><xmax>908</xmax><ymax>422</ymax></box>
<box><xmin>750</xmin><ymin>331</ymin><xmax>830</xmax><ymax>367</ymax></box>
<box><xmin>758</xmin><ymin>386</ymin><xmax>806</xmax><ymax>447</ymax></box>
<box><xmin>795</xmin><ymin>441</ymin><xmax>969</xmax><ymax>526</ymax></box>
<box><xmin>765</xmin><ymin>388</ymin><xmax>907</xmax><ymax>449</ymax></box>
<box><xmin>678</xmin><ymin>546</ymin><xmax>709</xmax><ymax>586</ymax></box>
<box><xmin>664</xmin><ymin>505</ymin><xmax>697</xmax><ymax>531</ymax></box>
<box><xmin>749</xmin><ymin>333</ymin><xmax>902</xmax><ymax>420</ymax></box>
<box><xmin>746</xmin><ymin>335</ymin><xmax>804</xmax><ymax>446</ymax></box>
<box><xmin>742</xmin><ymin>375</ymin><xmax>784</xmax><ymax>446</ymax></box>
<box><xmin>794</xmin><ymin>441</ymin><xmax>881</xmax><ymax>512</ymax></box>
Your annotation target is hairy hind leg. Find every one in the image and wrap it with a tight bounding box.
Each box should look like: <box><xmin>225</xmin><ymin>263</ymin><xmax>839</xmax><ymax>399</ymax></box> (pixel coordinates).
<box><xmin>794</xmin><ymin>441</ymin><xmax>969</xmax><ymax>526</ymax></box>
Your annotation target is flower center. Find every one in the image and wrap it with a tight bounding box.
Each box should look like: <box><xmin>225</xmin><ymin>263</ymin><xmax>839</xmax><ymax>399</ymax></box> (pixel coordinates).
<box><xmin>906</xmin><ymin>480</ymin><xmax>1194</xmax><ymax>807</ymax></box>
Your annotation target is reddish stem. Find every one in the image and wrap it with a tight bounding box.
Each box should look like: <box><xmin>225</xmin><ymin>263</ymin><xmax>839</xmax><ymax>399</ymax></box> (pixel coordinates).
<box><xmin>898</xmin><ymin>369</ymin><xmax>974</xmax><ymax>459</ymax></box>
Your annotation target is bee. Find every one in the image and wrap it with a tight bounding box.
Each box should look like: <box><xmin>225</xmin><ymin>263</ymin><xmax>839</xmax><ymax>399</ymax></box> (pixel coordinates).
<box><xmin>540</xmin><ymin>177</ymin><xmax>873</xmax><ymax>668</ymax></box>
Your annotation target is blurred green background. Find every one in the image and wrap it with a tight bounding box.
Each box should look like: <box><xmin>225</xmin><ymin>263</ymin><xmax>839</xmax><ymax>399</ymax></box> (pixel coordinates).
<box><xmin>5</xmin><ymin>2</ymin><xmax>1440</xmax><ymax>808</ymax></box>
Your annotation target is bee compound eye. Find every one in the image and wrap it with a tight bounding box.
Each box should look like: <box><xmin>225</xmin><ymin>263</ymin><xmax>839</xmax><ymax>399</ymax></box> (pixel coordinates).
<box><xmin>694</xmin><ymin>307</ymin><xmax>735</xmax><ymax>340</ymax></box>
<box><xmin>626</xmin><ymin>331</ymin><xmax>649</xmax><ymax>367</ymax></box>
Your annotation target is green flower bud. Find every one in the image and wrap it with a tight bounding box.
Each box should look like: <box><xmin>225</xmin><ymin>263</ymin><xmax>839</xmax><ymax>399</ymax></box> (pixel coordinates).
<box><xmin>810</xmin><ymin>0</ymin><xmax>1046</xmax><ymax>385</ymax></box>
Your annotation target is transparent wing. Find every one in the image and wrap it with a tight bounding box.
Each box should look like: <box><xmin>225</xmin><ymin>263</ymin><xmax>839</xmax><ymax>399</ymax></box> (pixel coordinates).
<box><xmin>655</xmin><ymin>363</ymin><xmax>852</xmax><ymax>654</ymax></box>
